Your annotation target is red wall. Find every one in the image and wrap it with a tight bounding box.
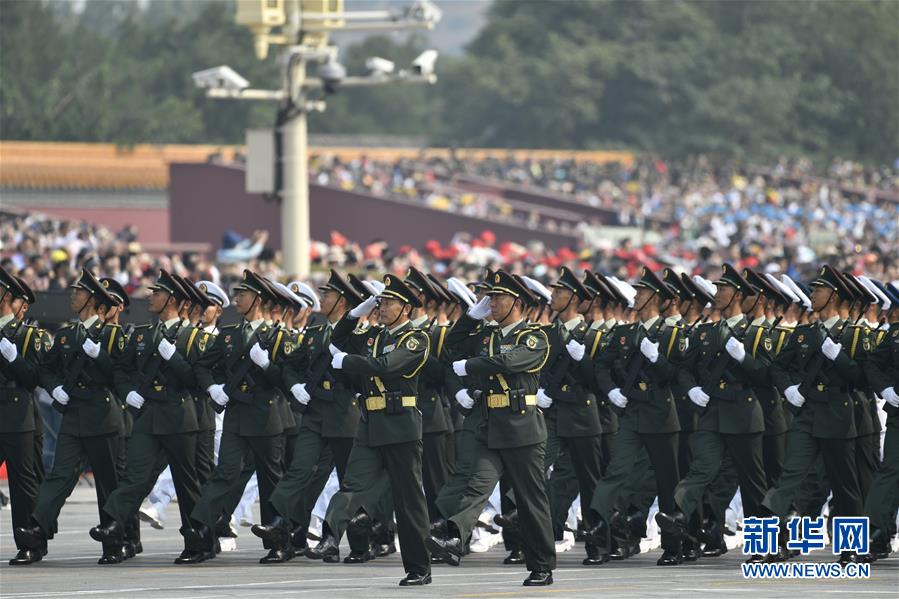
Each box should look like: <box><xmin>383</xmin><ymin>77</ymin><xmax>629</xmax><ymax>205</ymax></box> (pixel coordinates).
<box><xmin>169</xmin><ymin>163</ymin><xmax>579</xmax><ymax>251</ymax></box>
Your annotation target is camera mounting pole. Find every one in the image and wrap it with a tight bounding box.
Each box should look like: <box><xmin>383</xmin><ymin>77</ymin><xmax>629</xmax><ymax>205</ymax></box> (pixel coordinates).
<box><xmin>191</xmin><ymin>0</ymin><xmax>441</xmax><ymax>278</ymax></box>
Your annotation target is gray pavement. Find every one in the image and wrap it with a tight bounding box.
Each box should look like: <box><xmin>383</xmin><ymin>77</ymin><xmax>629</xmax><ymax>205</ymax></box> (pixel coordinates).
<box><xmin>1</xmin><ymin>486</ymin><xmax>896</xmax><ymax>598</ymax></box>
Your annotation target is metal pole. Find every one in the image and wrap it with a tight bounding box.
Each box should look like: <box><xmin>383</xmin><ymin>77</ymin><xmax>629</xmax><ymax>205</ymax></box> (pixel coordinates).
<box><xmin>280</xmin><ymin>57</ymin><xmax>310</xmax><ymax>278</ymax></box>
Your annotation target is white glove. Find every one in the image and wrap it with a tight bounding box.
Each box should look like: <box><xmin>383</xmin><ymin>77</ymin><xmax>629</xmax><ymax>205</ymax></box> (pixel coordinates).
<box><xmin>566</xmin><ymin>339</ymin><xmax>585</xmax><ymax>362</ymax></box>
<box><xmin>725</xmin><ymin>337</ymin><xmax>746</xmax><ymax>363</ymax></box>
<box><xmin>328</xmin><ymin>343</ymin><xmax>342</xmax><ymax>356</ymax></box>
<box><xmin>291</xmin><ymin>383</ymin><xmax>311</xmax><ymax>405</ymax></box>
<box><xmin>125</xmin><ymin>391</ymin><xmax>145</xmax><ymax>409</ymax></box>
<box><xmin>208</xmin><ymin>383</ymin><xmax>229</xmax><ymax>407</ymax></box>
<box><xmin>682</xmin><ymin>337</ymin><xmax>689</xmax><ymax>351</ymax></box>
<box><xmin>452</xmin><ymin>360</ymin><xmax>468</xmax><ymax>377</ymax></box>
<box><xmin>331</xmin><ymin>351</ymin><xmax>347</xmax><ymax>370</ymax></box>
<box><xmin>82</xmin><ymin>337</ymin><xmax>101</xmax><ymax>359</ymax></box>
<box><xmin>157</xmin><ymin>338</ymin><xmax>176</xmax><ymax>361</ymax></box>
<box><xmin>455</xmin><ymin>389</ymin><xmax>474</xmax><ymax>410</ymax></box>
<box><xmin>608</xmin><ymin>388</ymin><xmax>628</xmax><ymax>409</ymax></box>
<box><xmin>0</xmin><ymin>337</ymin><xmax>17</xmax><ymax>363</ymax></box>
<box><xmin>821</xmin><ymin>338</ymin><xmax>841</xmax><ymax>361</ymax></box>
<box><xmin>784</xmin><ymin>384</ymin><xmax>805</xmax><ymax>408</ymax></box>
<box><xmin>349</xmin><ymin>295</ymin><xmax>378</xmax><ymax>318</ymax></box>
<box><xmin>35</xmin><ymin>386</ymin><xmax>53</xmax><ymax>406</ymax></box>
<box><xmin>881</xmin><ymin>386</ymin><xmax>899</xmax><ymax>408</ymax></box>
<box><xmin>467</xmin><ymin>296</ymin><xmax>492</xmax><ymax>320</ymax></box>
<box><xmin>640</xmin><ymin>338</ymin><xmax>659</xmax><ymax>363</ymax></box>
<box><xmin>687</xmin><ymin>386</ymin><xmax>710</xmax><ymax>408</ymax></box>
<box><xmin>447</xmin><ymin>277</ymin><xmax>476</xmax><ymax>307</ymax></box>
<box><xmin>52</xmin><ymin>385</ymin><xmax>69</xmax><ymax>406</ymax></box>
<box><xmin>536</xmin><ymin>388</ymin><xmax>553</xmax><ymax>409</ymax></box>
<box><xmin>250</xmin><ymin>342</ymin><xmax>270</xmax><ymax>369</ymax></box>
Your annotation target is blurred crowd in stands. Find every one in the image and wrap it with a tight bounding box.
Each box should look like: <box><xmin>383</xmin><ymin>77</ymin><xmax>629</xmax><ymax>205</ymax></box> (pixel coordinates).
<box><xmin>3</xmin><ymin>153</ymin><xmax>897</xmax><ymax>299</ymax></box>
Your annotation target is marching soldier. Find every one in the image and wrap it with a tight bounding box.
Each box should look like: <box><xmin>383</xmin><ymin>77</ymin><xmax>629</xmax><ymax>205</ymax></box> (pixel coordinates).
<box><xmin>251</xmin><ymin>270</ymin><xmax>364</xmax><ymax>563</ymax></box>
<box><xmin>184</xmin><ymin>270</ymin><xmax>287</xmax><ymax>561</ymax></box>
<box><xmin>542</xmin><ymin>267</ymin><xmax>604</xmax><ymax>564</ymax></box>
<box><xmin>862</xmin><ymin>280</ymin><xmax>899</xmax><ymax>560</ymax></box>
<box><xmin>655</xmin><ymin>264</ymin><xmax>769</xmax><ymax>562</ymax></box>
<box><xmin>760</xmin><ymin>265</ymin><xmax>864</xmax><ymax>564</ymax></box>
<box><xmin>584</xmin><ymin>267</ymin><xmax>685</xmax><ymax>566</ymax></box>
<box><xmin>1</xmin><ymin>269</ymin><xmax>50</xmax><ymax>565</ymax></box>
<box><xmin>307</xmin><ymin>274</ymin><xmax>433</xmax><ymax>586</ymax></box>
<box><xmin>428</xmin><ymin>270</ymin><xmax>556</xmax><ymax>587</ymax></box>
<box><xmin>16</xmin><ymin>268</ymin><xmax>126</xmax><ymax>564</ymax></box>
<box><xmin>90</xmin><ymin>270</ymin><xmax>205</xmax><ymax>563</ymax></box>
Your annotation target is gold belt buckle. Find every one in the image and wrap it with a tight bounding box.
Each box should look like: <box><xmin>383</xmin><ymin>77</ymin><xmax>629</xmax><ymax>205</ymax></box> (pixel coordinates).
<box><xmin>323</xmin><ymin>380</ymin><xmax>332</xmax><ymax>390</ymax></box>
<box><xmin>366</xmin><ymin>396</ymin><xmax>386</xmax><ymax>411</ymax></box>
<box><xmin>487</xmin><ymin>394</ymin><xmax>509</xmax><ymax>408</ymax></box>
<box><xmin>401</xmin><ymin>396</ymin><xmax>417</xmax><ymax>408</ymax></box>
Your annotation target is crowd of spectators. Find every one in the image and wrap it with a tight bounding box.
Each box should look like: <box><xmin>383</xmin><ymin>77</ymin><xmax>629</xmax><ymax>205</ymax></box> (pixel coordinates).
<box><xmin>3</xmin><ymin>153</ymin><xmax>897</xmax><ymax>302</ymax></box>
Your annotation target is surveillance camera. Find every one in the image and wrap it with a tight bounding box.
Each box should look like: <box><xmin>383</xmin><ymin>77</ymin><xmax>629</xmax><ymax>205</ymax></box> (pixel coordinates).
<box><xmin>365</xmin><ymin>57</ymin><xmax>395</xmax><ymax>75</ymax></box>
<box><xmin>411</xmin><ymin>50</ymin><xmax>438</xmax><ymax>76</ymax></box>
<box><xmin>191</xmin><ymin>65</ymin><xmax>250</xmax><ymax>91</ymax></box>
<box><xmin>317</xmin><ymin>60</ymin><xmax>347</xmax><ymax>94</ymax></box>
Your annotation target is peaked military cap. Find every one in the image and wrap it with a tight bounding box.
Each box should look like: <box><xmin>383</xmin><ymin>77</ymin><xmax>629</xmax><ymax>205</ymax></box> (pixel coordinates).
<box><xmin>379</xmin><ymin>273</ymin><xmax>422</xmax><ymax>308</ymax></box>
<box><xmin>100</xmin><ymin>277</ymin><xmax>129</xmax><ymax>307</ymax></box>
<box><xmin>810</xmin><ymin>265</ymin><xmax>853</xmax><ymax>301</ymax></box>
<box><xmin>841</xmin><ymin>271</ymin><xmax>876</xmax><ymax>304</ymax></box>
<box><xmin>71</xmin><ymin>267</ymin><xmax>116</xmax><ymax>308</ymax></box>
<box><xmin>680</xmin><ymin>272</ymin><xmax>714</xmax><ymax>307</ymax></box>
<box><xmin>550</xmin><ymin>266</ymin><xmax>592</xmax><ymax>301</ymax></box>
<box><xmin>633</xmin><ymin>265</ymin><xmax>676</xmax><ymax>301</ymax></box>
<box><xmin>743</xmin><ymin>268</ymin><xmax>787</xmax><ymax>306</ymax></box>
<box><xmin>234</xmin><ymin>269</ymin><xmax>273</xmax><ymax>300</ymax></box>
<box><xmin>0</xmin><ymin>266</ymin><xmax>27</xmax><ymax>299</ymax></box>
<box><xmin>663</xmin><ymin>268</ymin><xmax>691</xmax><ymax>301</ymax></box>
<box><xmin>513</xmin><ymin>274</ymin><xmax>540</xmax><ymax>308</ymax></box>
<box><xmin>715</xmin><ymin>263</ymin><xmax>752</xmax><ymax>295</ymax></box>
<box><xmin>426</xmin><ymin>273</ymin><xmax>453</xmax><ymax>305</ymax></box>
<box><xmin>321</xmin><ymin>270</ymin><xmax>364</xmax><ymax>307</ymax></box>
<box><xmin>486</xmin><ymin>270</ymin><xmax>530</xmax><ymax>300</ymax></box>
<box><xmin>148</xmin><ymin>269</ymin><xmax>188</xmax><ymax>302</ymax></box>
<box><xmin>174</xmin><ymin>274</ymin><xmax>205</xmax><ymax>306</ymax></box>
<box><xmin>404</xmin><ymin>266</ymin><xmax>441</xmax><ymax>303</ymax></box>
<box><xmin>197</xmin><ymin>280</ymin><xmax>229</xmax><ymax>308</ymax></box>
<box><xmin>12</xmin><ymin>275</ymin><xmax>35</xmax><ymax>305</ymax></box>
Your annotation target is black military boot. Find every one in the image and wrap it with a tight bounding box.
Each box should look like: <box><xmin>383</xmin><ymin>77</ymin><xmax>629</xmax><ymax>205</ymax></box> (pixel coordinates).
<box><xmin>90</xmin><ymin>520</ymin><xmax>125</xmax><ymax>545</ymax></box>
<box><xmin>425</xmin><ymin>534</ymin><xmax>464</xmax><ymax>567</ymax></box>
<box><xmin>8</xmin><ymin>548</ymin><xmax>42</xmax><ymax>566</ymax></box>
<box><xmin>306</xmin><ymin>526</ymin><xmax>340</xmax><ymax>563</ymax></box>
<box><xmin>251</xmin><ymin>515</ymin><xmax>293</xmax><ymax>547</ymax></box>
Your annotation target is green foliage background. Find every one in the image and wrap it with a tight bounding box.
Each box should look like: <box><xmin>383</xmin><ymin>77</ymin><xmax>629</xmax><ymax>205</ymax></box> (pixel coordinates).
<box><xmin>1</xmin><ymin>0</ymin><xmax>896</xmax><ymax>162</ymax></box>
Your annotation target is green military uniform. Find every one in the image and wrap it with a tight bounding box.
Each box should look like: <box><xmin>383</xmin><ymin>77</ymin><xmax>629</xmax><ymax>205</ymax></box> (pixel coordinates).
<box><xmin>863</xmin><ymin>320</ymin><xmax>899</xmax><ymax>549</ymax></box>
<box><xmin>762</xmin><ymin>267</ymin><xmax>863</xmax><ymax>529</ymax></box>
<box><xmin>1</xmin><ymin>297</ymin><xmax>50</xmax><ymax>564</ymax></box>
<box><xmin>262</xmin><ymin>272</ymin><xmax>363</xmax><ymax>554</ymax></box>
<box><xmin>590</xmin><ymin>314</ymin><xmax>684</xmax><ymax>558</ymax></box>
<box><xmin>20</xmin><ymin>269</ymin><xmax>126</xmax><ymax>563</ymax></box>
<box><xmin>188</xmin><ymin>271</ymin><xmax>286</xmax><ymax>553</ymax></box>
<box><xmin>845</xmin><ymin>321</ymin><xmax>880</xmax><ymax>501</ymax></box>
<box><xmin>664</xmin><ymin>266</ymin><xmax>768</xmax><ymax>539</ymax></box>
<box><xmin>98</xmin><ymin>299</ymin><xmax>204</xmax><ymax>557</ymax></box>
<box><xmin>320</xmin><ymin>274</ymin><xmax>432</xmax><ymax>581</ymax></box>
<box><xmin>434</xmin><ymin>271</ymin><xmax>556</xmax><ymax>577</ymax></box>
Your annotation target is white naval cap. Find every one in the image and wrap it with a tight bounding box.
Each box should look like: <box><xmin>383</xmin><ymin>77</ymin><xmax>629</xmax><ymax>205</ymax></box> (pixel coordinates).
<box><xmin>289</xmin><ymin>281</ymin><xmax>320</xmax><ymax>312</ymax></box>
<box><xmin>197</xmin><ymin>280</ymin><xmax>229</xmax><ymax>308</ymax></box>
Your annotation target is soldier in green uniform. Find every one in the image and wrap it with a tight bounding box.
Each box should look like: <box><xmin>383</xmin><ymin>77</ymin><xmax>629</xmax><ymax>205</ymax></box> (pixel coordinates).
<box><xmin>541</xmin><ymin>267</ymin><xmax>605</xmax><ymax>564</ymax></box>
<box><xmin>427</xmin><ymin>270</ymin><xmax>556</xmax><ymax>587</ymax></box>
<box><xmin>404</xmin><ymin>267</ymin><xmax>454</xmax><ymax>526</ymax></box>
<box><xmin>861</xmin><ymin>280</ymin><xmax>899</xmax><ymax>560</ymax></box>
<box><xmin>251</xmin><ymin>270</ymin><xmax>364</xmax><ymax>563</ymax></box>
<box><xmin>1</xmin><ymin>269</ymin><xmax>50</xmax><ymax>565</ymax></box>
<box><xmin>193</xmin><ymin>280</ymin><xmax>229</xmax><ymax>486</ymax></box>
<box><xmin>655</xmin><ymin>264</ymin><xmax>769</xmax><ymax>563</ymax></box>
<box><xmin>17</xmin><ymin>268</ymin><xmax>126</xmax><ymax>564</ymax></box>
<box><xmin>307</xmin><ymin>274</ymin><xmax>433</xmax><ymax>586</ymax></box>
<box><xmin>760</xmin><ymin>265</ymin><xmax>864</xmax><ymax>564</ymax></box>
<box><xmin>89</xmin><ymin>270</ymin><xmax>205</xmax><ymax>563</ymax></box>
<box><xmin>183</xmin><ymin>270</ymin><xmax>287</xmax><ymax>561</ymax></box>
<box><xmin>584</xmin><ymin>267</ymin><xmax>686</xmax><ymax>566</ymax></box>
